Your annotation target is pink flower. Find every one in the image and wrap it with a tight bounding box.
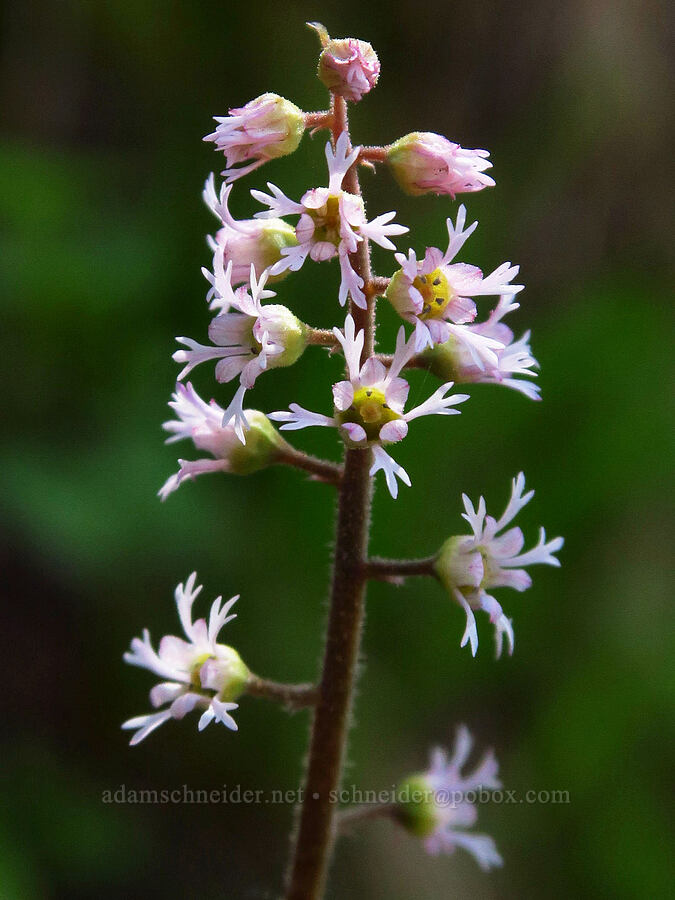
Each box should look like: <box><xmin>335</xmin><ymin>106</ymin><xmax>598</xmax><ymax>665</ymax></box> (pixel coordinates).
<box><xmin>122</xmin><ymin>573</ymin><xmax>246</xmax><ymax>745</ymax></box>
<box><xmin>174</xmin><ymin>263</ymin><xmax>308</xmax><ymax>441</ymax></box>
<box><xmin>202</xmin><ymin>174</ymin><xmax>298</xmax><ymax>287</ymax></box>
<box><xmin>386</xmin><ymin>205</ymin><xmax>522</xmax><ymax>359</ymax></box>
<box><xmin>414</xmin><ymin>726</ymin><xmax>503</xmax><ymax>869</ymax></box>
<box><xmin>158</xmin><ymin>383</ymin><xmax>282</xmax><ymax>500</ymax></box>
<box><xmin>424</xmin><ymin>295</ymin><xmax>541</xmax><ymax>400</ymax></box>
<box><xmin>269</xmin><ymin>316</ymin><xmax>469</xmax><ymax>498</ymax></box>
<box><xmin>318</xmin><ymin>37</ymin><xmax>380</xmax><ymax>102</ymax></box>
<box><xmin>435</xmin><ymin>474</ymin><xmax>564</xmax><ymax>657</ymax></box>
<box><xmin>387</xmin><ymin>132</ymin><xmax>495</xmax><ymax>198</ymax></box>
<box><xmin>204</xmin><ymin>93</ymin><xmax>306</xmax><ymax>183</ymax></box>
<box><xmin>252</xmin><ymin>133</ymin><xmax>408</xmax><ymax>308</ymax></box>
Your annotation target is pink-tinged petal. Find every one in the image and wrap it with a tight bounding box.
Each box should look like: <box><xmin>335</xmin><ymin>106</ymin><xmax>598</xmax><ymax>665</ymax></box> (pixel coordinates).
<box><xmin>122</xmin><ymin>710</ymin><xmax>174</xmax><ymax>745</ymax></box>
<box><xmin>158</xmin><ymin>458</ymin><xmax>228</xmax><ymax>501</ymax></box>
<box><xmin>169</xmin><ymin>692</ymin><xmax>201</xmax><ymax>720</ymax></box>
<box><xmin>359</xmin><ymin>357</ymin><xmax>386</xmax><ymax>387</ymax></box>
<box><xmin>369</xmin><ymin>445</ymin><xmax>411</xmax><ymax>498</ymax></box>
<box><xmin>446</xmin><ymin>295</ymin><xmax>477</xmax><ymax>324</ymax></box>
<box><xmin>333</xmin><ymin>315</ymin><xmax>364</xmax><ymax>381</ymax></box>
<box><xmin>295</xmin><ymin>213</ymin><xmax>315</xmax><ymax>244</ymax></box>
<box><xmin>413</xmin><ymin>319</ymin><xmax>434</xmax><ymax>352</ymax></box>
<box><xmin>338</xmin><ymin>251</ymin><xmax>366</xmax><ymax>308</ymax></box>
<box><xmin>332</xmin><ymin>380</ymin><xmax>354</xmax><ymax>411</ymax></box>
<box><xmin>215</xmin><ymin>355</ymin><xmax>247</xmax><ymax>384</ymax></box>
<box><xmin>340</xmin><ymin>422</ymin><xmax>367</xmax><ymax>443</ymax></box>
<box><xmin>489</xmin><ymin>526</ymin><xmax>525</xmax><ymax>559</ymax></box>
<box><xmin>422</xmin><ymin>246</ymin><xmax>444</xmax><ymax>271</ymax></box>
<box><xmin>240</xmin><ymin>357</ymin><xmax>263</xmax><ymax>389</ymax></box>
<box><xmin>271</xmin><ymin>245</ymin><xmax>308</xmax><ymax>274</ymax></box>
<box><xmin>268</xmin><ymin>404</ymin><xmax>335</xmax><ymax>431</ymax></box>
<box><xmin>149</xmin><ymin>682</ymin><xmax>186</xmax><ymax>708</ymax></box>
<box><xmin>379</xmin><ymin>419</ymin><xmax>408</xmax><ymax>443</ymax></box>
<box><xmin>426</xmin><ymin>318</ymin><xmax>451</xmax><ymax>346</ymax></box>
<box><xmin>446</xmin><ymin>832</ymin><xmax>503</xmax><ymax>871</ymax></box>
<box><xmin>310</xmin><ymin>241</ymin><xmax>338</xmax><ymax>262</ymax></box>
<box><xmin>441</xmin><ymin>205</ymin><xmax>479</xmax><ymax>264</ymax></box>
<box><xmin>454</xmin><ymin>589</ymin><xmax>479</xmax><ymax>656</ymax></box>
<box><xmin>384</xmin><ymin>377</ymin><xmax>410</xmax><ymax>412</ymax></box>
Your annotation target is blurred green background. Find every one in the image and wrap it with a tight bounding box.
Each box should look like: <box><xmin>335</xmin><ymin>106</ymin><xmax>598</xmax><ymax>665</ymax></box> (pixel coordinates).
<box><xmin>1</xmin><ymin>0</ymin><xmax>672</xmax><ymax>897</ymax></box>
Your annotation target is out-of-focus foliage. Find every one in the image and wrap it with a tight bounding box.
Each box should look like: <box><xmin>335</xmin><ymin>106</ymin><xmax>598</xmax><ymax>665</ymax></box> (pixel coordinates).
<box><xmin>1</xmin><ymin>1</ymin><xmax>672</xmax><ymax>897</ymax></box>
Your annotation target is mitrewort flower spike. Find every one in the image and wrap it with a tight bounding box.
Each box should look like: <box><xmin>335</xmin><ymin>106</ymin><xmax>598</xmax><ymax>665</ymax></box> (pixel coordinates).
<box><xmin>204</xmin><ymin>93</ymin><xmax>306</xmax><ymax>183</ymax></box>
<box><xmin>122</xmin><ymin>573</ymin><xmax>248</xmax><ymax>745</ymax></box>
<box><xmin>394</xmin><ymin>725</ymin><xmax>503</xmax><ymax>870</ymax></box>
<box><xmin>251</xmin><ymin>132</ymin><xmax>408</xmax><ymax>308</ymax></box>
<box><xmin>386</xmin><ymin>205</ymin><xmax>523</xmax><ymax>359</ymax></box>
<box><xmin>269</xmin><ymin>315</ymin><xmax>470</xmax><ymax>498</ymax></box>
<box><xmin>422</xmin><ymin>294</ymin><xmax>541</xmax><ymax>399</ymax></box>
<box><xmin>309</xmin><ymin>22</ymin><xmax>380</xmax><ymax>103</ymax></box>
<box><xmin>386</xmin><ymin>131</ymin><xmax>496</xmax><ymax>198</ymax></box>
<box><xmin>202</xmin><ymin>174</ymin><xmax>298</xmax><ymax>286</ymax></box>
<box><xmin>434</xmin><ymin>473</ymin><xmax>564</xmax><ymax>657</ymax></box>
<box><xmin>158</xmin><ymin>382</ymin><xmax>285</xmax><ymax>500</ymax></box>
<box><xmin>173</xmin><ymin>262</ymin><xmax>309</xmax><ymax>442</ymax></box>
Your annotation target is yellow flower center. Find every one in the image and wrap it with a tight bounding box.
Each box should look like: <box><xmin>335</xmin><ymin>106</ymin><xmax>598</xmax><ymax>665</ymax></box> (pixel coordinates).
<box><xmin>311</xmin><ymin>194</ymin><xmax>343</xmax><ymax>246</ymax></box>
<box><xmin>337</xmin><ymin>386</ymin><xmax>402</xmax><ymax>442</ymax></box>
<box><xmin>412</xmin><ymin>267</ymin><xmax>454</xmax><ymax>320</ymax></box>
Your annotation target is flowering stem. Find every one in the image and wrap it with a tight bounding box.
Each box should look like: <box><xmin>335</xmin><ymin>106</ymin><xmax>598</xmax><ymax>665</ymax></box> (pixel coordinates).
<box><xmin>363</xmin><ymin>556</ymin><xmax>438</xmax><ymax>582</ymax></box>
<box><xmin>306</xmin><ymin>327</ymin><xmax>340</xmax><ymax>348</ymax></box>
<box><xmin>368</xmin><ymin>276</ymin><xmax>390</xmax><ymax>298</ymax></box>
<box><xmin>376</xmin><ymin>351</ymin><xmax>428</xmax><ymax>369</ymax></box>
<box><xmin>285</xmin><ymin>94</ymin><xmax>375</xmax><ymax>900</ymax></box>
<box><xmin>277</xmin><ymin>446</ymin><xmax>343</xmax><ymax>486</ymax></box>
<box><xmin>359</xmin><ymin>146</ymin><xmax>388</xmax><ymax>164</ymax></box>
<box><xmin>336</xmin><ymin>801</ymin><xmax>397</xmax><ymax>831</ymax></box>
<box><xmin>304</xmin><ymin>110</ymin><xmax>333</xmax><ymax>130</ymax></box>
<box><xmin>246</xmin><ymin>675</ymin><xmax>318</xmax><ymax>710</ymax></box>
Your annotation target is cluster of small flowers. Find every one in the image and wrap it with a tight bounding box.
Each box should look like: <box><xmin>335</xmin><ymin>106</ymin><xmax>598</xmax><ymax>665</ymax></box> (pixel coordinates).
<box><xmin>123</xmin><ymin>24</ymin><xmax>563</xmax><ymax>875</ymax></box>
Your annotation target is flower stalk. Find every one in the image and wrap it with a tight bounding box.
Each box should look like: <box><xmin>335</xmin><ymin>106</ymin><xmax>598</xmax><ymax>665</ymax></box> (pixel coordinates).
<box><xmin>285</xmin><ymin>92</ymin><xmax>376</xmax><ymax>900</ymax></box>
<box><xmin>122</xmin><ymin>22</ymin><xmax>564</xmax><ymax>898</ymax></box>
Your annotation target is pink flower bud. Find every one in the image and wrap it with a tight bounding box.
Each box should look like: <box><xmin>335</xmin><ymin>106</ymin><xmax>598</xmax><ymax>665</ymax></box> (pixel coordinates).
<box><xmin>204</xmin><ymin>93</ymin><xmax>306</xmax><ymax>182</ymax></box>
<box><xmin>312</xmin><ymin>24</ymin><xmax>380</xmax><ymax>102</ymax></box>
<box><xmin>387</xmin><ymin>132</ymin><xmax>495</xmax><ymax>198</ymax></box>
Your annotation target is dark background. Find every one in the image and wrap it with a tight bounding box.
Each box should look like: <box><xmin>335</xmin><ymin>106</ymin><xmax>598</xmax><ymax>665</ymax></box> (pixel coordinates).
<box><xmin>1</xmin><ymin>1</ymin><xmax>673</xmax><ymax>897</ymax></box>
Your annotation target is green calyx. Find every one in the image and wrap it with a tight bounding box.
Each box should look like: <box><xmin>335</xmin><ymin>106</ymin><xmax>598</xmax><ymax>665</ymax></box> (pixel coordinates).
<box><xmin>435</xmin><ymin>535</ymin><xmax>484</xmax><ymax>594</ymax></box>
<box><xmin>228</xmin><ymin>411</ymin><xmax>285</xmax><ymax>475</ymax></box>
<box><xmin>191</xmin><ymin>646</ymin><xmax>250</xmax><ymax>702</ymax></box>
<box><xmin>386</xmin><ymin>133</ymin><xmax>429</xmax><ymax>196</ymax></box>
<box><xmin>216</xmin><ymin>650</ymin><xmax>250</xmax><ymax>702</ymax></box>
<box><xmin>420</xmin><ymin>338</ymin><xmax>462</xmax><ymax>382</ymax></box>
<box><xmin>394</xmin><ymin>774</ymin><xmax>438</xmax><ymax>837</ymax></box>
<box><xmin>260</xmin><ymin>221</ymin><xmax>299</xmax><ymax>278</ymax></box>
<box><xmin>255</xmin><ymin>93</ymin><xmax>306</xmax><ymax>159</ymax></box>
<box><xmin>261</xmin><ymin>306</ymin><xmax>308</xmax><ymax>371</ymax></box>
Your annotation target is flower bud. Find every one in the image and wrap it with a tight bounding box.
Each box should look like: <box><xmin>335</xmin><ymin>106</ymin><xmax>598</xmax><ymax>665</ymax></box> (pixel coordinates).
<box><xmin>387</xmin><ymin>132</ymin><xmax>495</xmax><ymax>198</ymax></box>
<box><xmin>311</xmin><ymin>22</ymin><xmax>380</xmax><ymax>102</ymax></box>
<box><xmin>215</xmin><ymin>219</ymin><xmax>298</xmax><ymax>286</ymax></box>
<box><xmin>204</xmin><ymin>93</ymin><xmax>306</xmax><ymax>181</ymax></box>
<box><xmin>159</xmin><ymin>385</ymin><xmax>287</xmax><ymax>500</ymax></box>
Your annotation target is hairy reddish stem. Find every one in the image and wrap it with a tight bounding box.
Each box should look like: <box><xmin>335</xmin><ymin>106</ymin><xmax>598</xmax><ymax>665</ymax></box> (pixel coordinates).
<box><xmin>363</xmin><ymin>556</ymin><xmax>438</xmax><ymax>582</ymax></box>
<box><xmin>246</xmin><ymin>675</ymin><xmax>318</xmax><ymax>710</ymax></box>
<box><xmin>277</xmin><ymin>447</ymin><xmax>343</xmax><ymax>486</ymax></box>
<box><xmin>285</xmin><ymin>93</ymin><xmax>375</xmax><ymax>900</ymax></box>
